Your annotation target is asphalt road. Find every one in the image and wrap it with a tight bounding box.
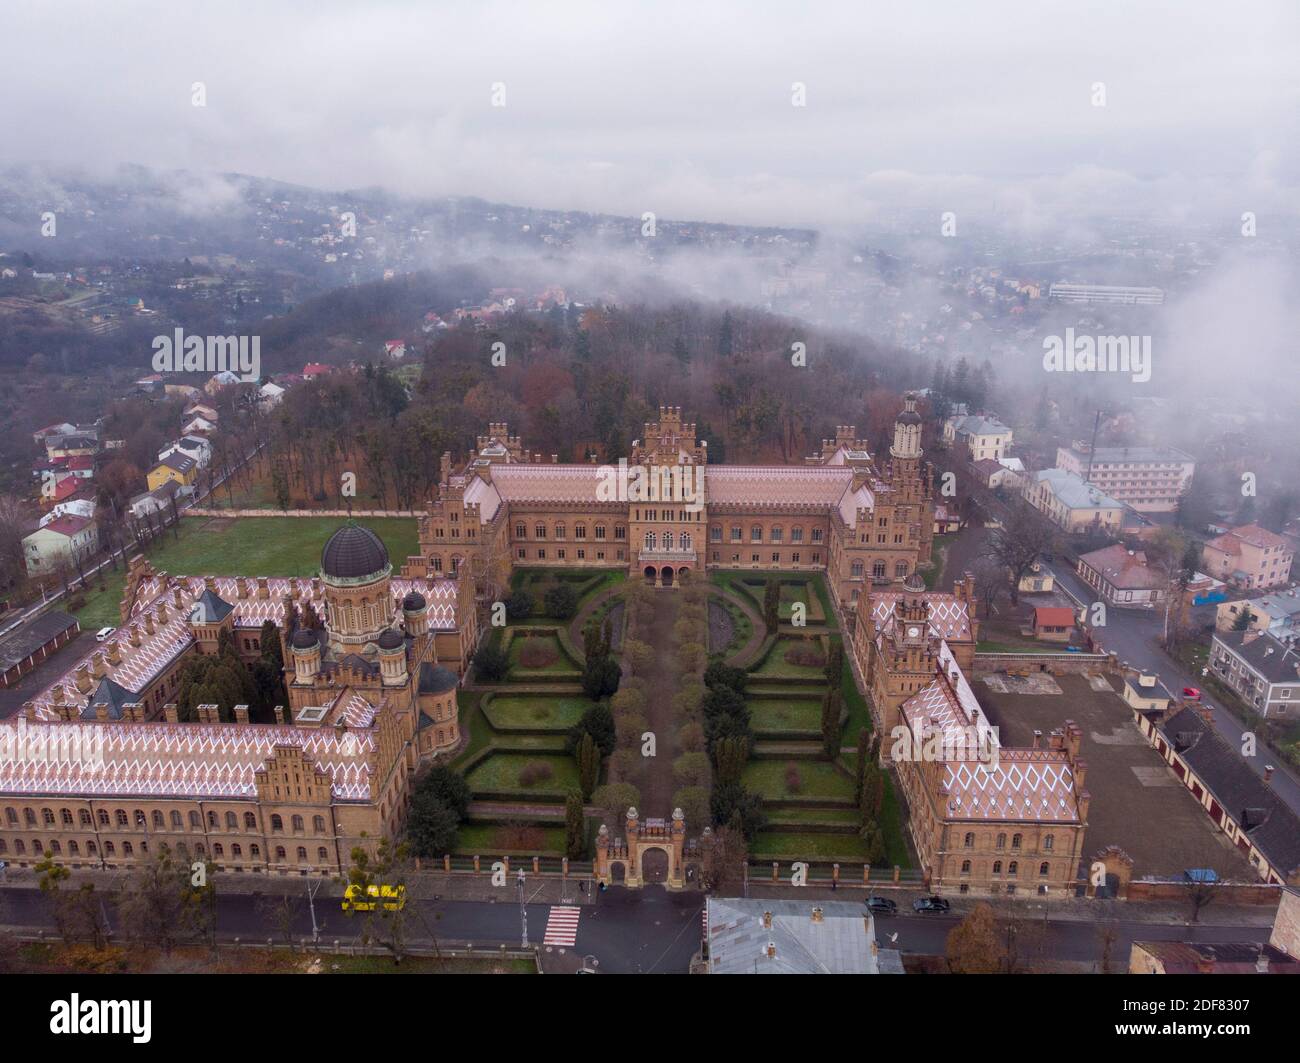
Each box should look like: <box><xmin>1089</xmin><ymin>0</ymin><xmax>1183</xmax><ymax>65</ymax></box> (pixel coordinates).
<box><xmin>0</xmin><ymin>883</ymin><xmax>1273</xmax><ymax>973</ymax></box>
<box><xmin>1044</xmin><ymin>558</ymin><xmax>1300</xmax><ymax>812</ymax></box>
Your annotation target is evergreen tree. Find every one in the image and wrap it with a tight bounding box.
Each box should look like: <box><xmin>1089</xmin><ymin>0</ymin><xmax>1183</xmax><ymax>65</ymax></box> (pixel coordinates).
<box><xmin>406</xmin><ymin>791</ymin><xmax>459</xmax><ymax>858</ymax></box>
<box><xmin>576</xmin><ymin>732</ymin><xmax>600</xmax><ymax>799</ymax></box>
<box><xmin>564</xmin><ymin>791</ymin><xmax>585</xmax><ymax>860</ymax></box>
<box><xmin>763</xmin><ymin>580</ymin><xmax>780</xmax><ymax>634</ymax></box>
<box><xmin>820</xmin><ymin>688</ymin><xmax>843</xmax><ymax>758</ymax></box>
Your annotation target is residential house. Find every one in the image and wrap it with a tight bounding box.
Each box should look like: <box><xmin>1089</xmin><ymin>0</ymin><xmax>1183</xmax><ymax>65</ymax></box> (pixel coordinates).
<box><xmin>302</xmin><ymin>362</ymin><xmax>333</xmax><ymax>380</ymax></box>
<box><xmin>44</xmin><ymin>434</ymin><xmax>97</xmax><ymax>462</ymax></box>
<box><xmin>128</xmin><ymin>480</ymin><xmax>182</xmax><ymax>519</ymax></box>
<box><xmin>159</xmin><ymin>435</ymin><xmax>211</xmax><ymax>470</ymax></box>
<box><xmin>182</xmin><ymin>415</ymin><xmax>217</xmax><ymax>437</ymax></box>
<box><xmin>259</xmin><ymin>381</ymin><xmax>286</xmax><ymax>408</ymax></box>
<box><xmin>1076</xmin><ymin>545</ymin><xmax>1168</xmax><ymax>608</ymax></box>
<box><xmin>944</xmin><ymin>411</ymin><xmax>1014</xmax><ymax>461</ymax></box>
<box><xmin>204</xmin><ymin>370</ymin><xmax>241</xmax><ymax>395</ymax></box>
<box><xmin>1208</xmin><ymin>629</ymin><xmax>1300</xmax><ymax>720</ymax></box>
<box><xmin>1216</xmin><ymin>588</ymin><xmax>1300</xmax><ymax>637</ymax></box>
<box><xmin>37</xmin><ymin>499</ymin><xmax>95</xmax><ymax>528</ymax></box>
<box><xmin>1026</xmin><ymin>469</ymin><xmax>1123</xmax><ymax>534</ymax></box>
<box><xmin>22</xmin><ymin>515</ymin><xmax>100</xmax><ymax>576</ymax></box>
<box><xmin>147</xmin><ymin>453</ymin><xmax>198</xmax><ymax>493</ymax></box>
<box><xmin>1018</xmin><ymin>561</ymin><xmax>1055</xmax><ymax>594</ymax></box>
<box><xmin>32</xmin><ymin>422</ymin><xmax>76</xmax><ymax>445</ymax></box>
<box><xmin>1201</xmin><ymin>524</ymin><xmax>1295</xmax><ymax>592</ymax></box>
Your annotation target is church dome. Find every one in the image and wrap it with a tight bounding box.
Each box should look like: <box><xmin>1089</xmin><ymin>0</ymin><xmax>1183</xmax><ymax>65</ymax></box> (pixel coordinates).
<box><xmin>291</xmin><ymin>628</ymin><xmax>319</xmax><ymax>650</ymax></box>
<box><xmin>321</xmin><ymin>523</ymin><xmax>390</xmax><ymax>581</ymax></box>
<box><xmin>377</xmin><ymin>627</ymin><xmax>404</xmax><ymax>651</ymax></box>
<box><xmin>902</xmin><ymin>572</ymin><xmax>926</xmax><ymax>593</ymax></box>
<box><xmin>402</xmin><ymin>590</ymin><xmax>427</xmax><ymax>612</ymax></box>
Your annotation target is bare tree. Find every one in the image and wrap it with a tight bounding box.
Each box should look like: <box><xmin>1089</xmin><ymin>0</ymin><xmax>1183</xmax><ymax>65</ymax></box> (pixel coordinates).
<box><xmin>984</xmin><ymin>503</ymin><xmax>1055</xmax><ymax>605</ymax></box>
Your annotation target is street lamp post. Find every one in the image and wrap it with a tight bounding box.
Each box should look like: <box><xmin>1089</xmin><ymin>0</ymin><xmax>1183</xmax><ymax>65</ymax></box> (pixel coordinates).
<box><xmin>307</xmin><ymin>878</ymin><xmax>322</xmax><ymax>944</ymax></box>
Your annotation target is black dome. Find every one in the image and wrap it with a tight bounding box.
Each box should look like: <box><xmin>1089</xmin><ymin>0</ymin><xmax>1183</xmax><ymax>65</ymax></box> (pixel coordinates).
<box><xmin>291</xmin><ymin>628</ymin><xmax>318</xmax><ymax>649</ymax></box>
<box><xmin>419</xmin><ymin>662</ymin><xmax>458</xmax><ymax>695</ymax></box>
<box><xmin>377</xmin><ymin>627</ymin><xmax>404</xmax><ymax>650</ymax></box>
<box><xmin>896</xmin><ymin>409</ymin><xmax>922</xmax><ymax>426</ymax></box>
<box><xmin>402</xmin><ymin>590</ymin><xmax>427</xmax><ymax>612</ymax></box>
<box><xmin>321</xmin><ymin>523</ymin><xmax>390</xmax><ymax>580</ymax></box>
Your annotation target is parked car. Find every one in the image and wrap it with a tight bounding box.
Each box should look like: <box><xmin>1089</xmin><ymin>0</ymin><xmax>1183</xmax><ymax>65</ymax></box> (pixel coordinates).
<box><xmin>1182</xmin><ymin>686</ymin><xmax>1202</xmax><ymax>700</ymax></box>
<box><xmin>95</xmin><ymin>627</ymin><xmax>115</xmax><ymax>642</ymax></box>
<box><xmin>912</xmin><ymin>896</ymin><xmax>951</xmax><ymax>914</ymax></box>
<box><xmin>864</xmin><ymin>896</ymin><xmax>898</xmax><ymax>915</ymax></box>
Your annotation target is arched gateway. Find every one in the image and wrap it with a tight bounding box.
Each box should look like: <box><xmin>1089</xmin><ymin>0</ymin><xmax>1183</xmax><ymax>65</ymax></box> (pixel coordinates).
<box><xmin>595</xmin><ymin>807</ymin><xmax>687</xmax><ymax>889</ymax></box>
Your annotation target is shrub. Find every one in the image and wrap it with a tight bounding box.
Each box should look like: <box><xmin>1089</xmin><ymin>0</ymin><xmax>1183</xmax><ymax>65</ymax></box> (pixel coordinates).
<box><xmin>506</xmin><ymin>590</ymin><xmax>534</xmax><ymax>621</ymax></box>
<box><xmin>581</xmin><ymin>655</ymin><xmax>621</xmax><ymax>699</ymax></box>
<box><xmin>677</xmin><ymin>720</ymin><xmax>706</xmax><ymax>752</ymax></box>
<box><xmin>610</xmin><ymin>687</ymin><xmax>647</xmax><ymax>718</ymax></box>
<box><xmin>614</xmin><ymin>712</ymin><xmax>648</xmax><ymax>745</ymax></box>
<box><xmin>673</xmin><ymin>751</ymin><xmax>712</xmax><ymax>788</ymax></box>
<box><xmin>472</xmin><ymin>642</ymin><xmax>509</xmax><ymax>682</ymax></box>
<box><xmin>544</xmin><ymin>583</ymin><xmax>579</xmax><ymax>620</ymax></box>
<box><xmin>517</xmin><ymin>761</ymin><xmax>554</xmax><ymax>787</ymax></box>
<box><xmin>672</xmin><ymin>786</ymin><xmax>711</xmax><ymax>831</ymax></box>
<box><xmin>785</xmin><ymin>645</ymin><xmax>826</xmax><ymax>668</ymax></box>
<box><xmin>518</xmin><ymin>640</ymin><xmax>559</xmax><ymax>669</ymax></box>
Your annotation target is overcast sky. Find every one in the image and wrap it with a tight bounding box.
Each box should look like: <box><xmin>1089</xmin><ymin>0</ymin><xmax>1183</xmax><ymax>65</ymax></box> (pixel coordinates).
<box><xmin>7</xmin><ymin>0</ymin><xmax>1299</xmax><ymax>228</ymax></box>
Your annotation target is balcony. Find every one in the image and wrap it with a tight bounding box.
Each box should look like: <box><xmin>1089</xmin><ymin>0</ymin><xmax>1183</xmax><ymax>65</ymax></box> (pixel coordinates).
<box><xmin>639</xmin><ymin>548</ymin><xmax>697</xmax><ymax>563</ymax></box>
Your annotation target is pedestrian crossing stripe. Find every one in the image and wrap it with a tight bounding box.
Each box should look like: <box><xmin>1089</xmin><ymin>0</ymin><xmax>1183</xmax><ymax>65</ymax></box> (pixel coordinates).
<box><xmin>543</xmin><ymin>905</ymin><xmax>581</xmax><ymax>946</ymax></box>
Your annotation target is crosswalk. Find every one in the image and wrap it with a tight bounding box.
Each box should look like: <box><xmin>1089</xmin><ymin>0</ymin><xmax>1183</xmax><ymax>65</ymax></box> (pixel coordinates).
<box><xmin>542</xmin><ymin>905</ymin><xmax>581</xmax><ymax>947</ymax></box>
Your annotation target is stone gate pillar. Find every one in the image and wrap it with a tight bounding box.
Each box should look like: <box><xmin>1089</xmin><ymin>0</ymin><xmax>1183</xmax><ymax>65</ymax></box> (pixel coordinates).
<box><xmin>624</xmin><ymin>807</ymin><xmax>643</xmax><ymax>887</ymax></box>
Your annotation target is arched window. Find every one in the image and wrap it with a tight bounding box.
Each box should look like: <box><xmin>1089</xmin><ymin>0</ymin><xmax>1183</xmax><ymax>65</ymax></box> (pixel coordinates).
<box><xmin>663</xmin><ymin>532</ymin><xmax>674</xmax><ymax>550</ymax></box>
<box><xmin>271</xmin><ymin>815</ymin><xmax>283</xmax><ymax>832</ymax></box>
<box><xmin>134</xmin><ymin>810</ymin><xmax>147</xmax><ymax>828</ymax></box>
<box><xmin>313</xmin><ymin>816</ymin><xmax>326</xmax><ymax>834</ymax></box>
<box><xmin>275</xmin><ymin>846</ymin><xmax>286</xmax><ymax>861</ymax></box>
<box><xmin>231</xmin><ymin>844</ymin><xmax>242</xmax><ymax>858</ymax></box>
<box><xmin>680</xmin><ymin>532</ymin><xmax>692</xmax><ymax>550</ymax></box>
<box><xmin>97</xmin><ymin>809</ymin><xmax>110</xmax><ymax>826</ymax></box>
<box><xmin>103</xmin><ymin>841</ymin><xmax>113</xmax><ymax>856</ymax></box>
<box><xmin>996</xmin><ymin>833</ymin><xmax>1006</xmax><ymax>850</ymax></box>
<box><xmin>250</xmin><ymin>844</ymin><xmax>261</xmax><ymax>858</ymax></box>
<box><xmin>122</xmin><ymin>841</ymin><xmax>133</xmax><ymax>856</ymax></box>
<box><xmin>3</xmin><ymin>808</ymin><xmax>16</xmax><ymax>825</ymax></box>
<box><xmin>189</xmin><ymin>811</ymin><xmax>201</xmax><ymax>829</ymax></box>
<box><xmin>170</xmin><ymin>811</ymin><xmax>183</xmax><ymax>829</ymax></box>
<box><xmin>1008</xmin><ymin>861</ymin><xmax>1018</xmax><ymax>876</ymax></box>
<box><xmin>895</xmin><ymin>562</ymin><xmax>908</xmax><ymax>577</ymax></box>
<box><xmin>1011</xmin><ymin>833</ymin><xmax>1022</xmax><ymax>849</ymax></box>
<box><xmin>292</xmin><ymin>815</ymin><xmax>304</xmax><ymax>833</ymax></box>
<box><xmin>68</xmin><ymin>840</ymin><xmax>79</xmax><ymax>855</ymax></box>
<box><xmin>851</xmin><ymin>561</ymin><xmax>864</xmax><ymax>578</ymax></box>
<box><xmin>645</xmin><ymin>532</ymin><xmax>656</xmax><ymax>550</ymax></box>
<box><xmin>1039</xmin><ymin>862</ymin><xmax>1050</xmax><ymax>877</ymax></box>
<box><xmin>993</xmin><ymin>860</ymin><xmax>1002</xmax><ymax>874</ymax></box>
<box><xmin>872</xmin><ymin>561</ymin><xmax>886</xmax><ymax>579</ymax></box>
<box><xmin>41</xmin><ymin>807</ymin><xmax>54</xmax><ymax>825</ymax></box>
<box><xmin>963</xmin><ymin>832</ymin><xmax>974</xmax><ymax>848</ymax></box>
<box><xmin>245</xmin><ymin>812</ymin><xmax>257</xmax><ymax>829</ymax></box>
<box><xmin>152</xmin><ymin>810</ymin><xmax>165</xmax><ymax>829</ymax></box>
<box><xmin>115</xmin><ymin>809</ymin><xmax>128</xmax><ymax>827</ymax></box>
<box><xmin>1043</xmin><ymin>835</ymin><xmax>1054</xmax><ymax>851</ymax></box>
<box><xmin>79</xmin><ymin>810</ymin><xmax>92</xmax><ymax>826</ymax></box>
<box><xmin>297</xmin><ymin>847</ymin><xmax>307</xmax><ymax>862</ymax></box>
<box><xmin>515</xmin><ymin>523</ymin><xmax>526</xmax><ymax>539</ymax></box>
<box><xmin>574</xmin><ymin>524</ymin><xmax>586</xmax><ymax>539</ymax></box>
<box><xmin>213</xmin><ymin>843</ymin><xmax>224</xmax><ymax>857</ymax></box>
<box><xmin>225</xmin><ymin>811</ymin><xmax>237</xmax><ymax>829</ymax></box>
<box><xmin>318</xmin><ymin>847</ymin><xmax>329</xmax><ymax>862</ymax></box>
<box><xmin>86</xmin><ymin>841</ymin><xmax>97</xmax><ymax>854</ymax></box>
<box><xmin>207</xmin><ymin>811</ymin><xmax>218</xmax><ymax>828</ymax></box>
<box><xmin>960</xmin><ymin>860</ymin><xmax>971</xmax><ymax>873</ymax></box>
<box><xmin>534</xmin><ymin>523</ymin><xmax>546</xmax><ymax>539</ymax></box>
<box><xmin>60</xmin><ymin>808</ymin><xmax>73</xmax><ymax>825</ymax></box>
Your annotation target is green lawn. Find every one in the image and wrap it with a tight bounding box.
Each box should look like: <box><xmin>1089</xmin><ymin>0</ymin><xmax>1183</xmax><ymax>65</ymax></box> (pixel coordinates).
<box><xmin>464</xmin><ymin>754</ymin><xmax>579</xmax><ymax>796</ymax></box>
<box><xmin>749</xmin><ymin>699</ymin><xmax>823</xmax><ymax>734</ymax></box>
<box><xmin>741</xmin><ymin>759</ymin><xmax>855</xmax><ymax>801</ymax></box>
<box><xmin>753</xmin><ymin>636</ymin><xmax>828</xmax><ymax>677</ymax></box>
<box><xmin>454</xmin><ymin>823</ymin><xmax>567</xmax><ymax>856</ymax></box>
<box><xmin>483</xmin><ymin>695</ymin><xmax>592</xmax><ymax>732</ymax></box>
<box><xmin>68</xmin><ymin>515</ymin><xmax>419</xmax><ymax>631</ymax></box>
<box><xmin>749</xmin><ymin>832</ymin><xmax>876</xmax><ymax>862</ymax></box>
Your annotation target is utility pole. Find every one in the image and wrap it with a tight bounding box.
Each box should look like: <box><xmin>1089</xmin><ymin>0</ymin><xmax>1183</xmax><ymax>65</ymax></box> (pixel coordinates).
<box><xmin>1085</xmin><ymin>409</ymin><xmax>1103</xmax><ymax>484</ymax></box>
<box><xmin>517</xmin><ymin>869</ymin><xmax>528</xmax><ymax>948</ymax></box>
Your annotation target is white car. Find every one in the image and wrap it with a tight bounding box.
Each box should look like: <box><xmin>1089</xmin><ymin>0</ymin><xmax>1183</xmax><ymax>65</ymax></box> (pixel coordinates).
<box><xmin>95</xmin><ymin>627</ymin><xmax>116</xmax><ymax>642</ymax></box>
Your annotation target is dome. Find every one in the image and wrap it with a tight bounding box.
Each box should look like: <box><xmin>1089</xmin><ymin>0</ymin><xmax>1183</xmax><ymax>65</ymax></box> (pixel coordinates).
<box><xmin>895</xmin><ymin>409</ymin><xmax>922</xmax><ymax>426</ymax></box>
<box><xmin>321</xmin><ymin>523</ymin><xmax>390</xmax><ymax>581</ymax></box>
<box><xmin>402</xmin><ymin>590</ymin><xmax>427</xmax><ymax>612</ymax></box>
<box><xmin>291</xmin><ymin>628</ymin><xmax>319</xmax><ymax>650</ymax></box>
<box><xmin>377</xmin><ymin>627</ymin><xmax>404</xmax><ymax>651</ymax></box>
<box><xmin>418</xmin><ymin>662</ymin><xmax>458</xmax><ymax>695</ymax></box>
<box><xmin>902</xmin><ymin>572</ymin><xmax>926</xmax><ymax>593</ymax></box>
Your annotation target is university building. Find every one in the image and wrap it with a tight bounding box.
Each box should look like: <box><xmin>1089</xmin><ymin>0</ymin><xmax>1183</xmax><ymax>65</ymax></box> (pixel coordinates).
<box><xmin>0</xmin><ymin>524</ymin><xmax>475</xmax><ymax>876</ymax></box>
<box><xmin>850</xmin><ymin>574</ymin><xmax>1090</xmax><ymax>896</ymax></box>
<box><xmin>402</xmin><ymin>399</ymin><xmax>935</xmax><ymax>611</ymax></box>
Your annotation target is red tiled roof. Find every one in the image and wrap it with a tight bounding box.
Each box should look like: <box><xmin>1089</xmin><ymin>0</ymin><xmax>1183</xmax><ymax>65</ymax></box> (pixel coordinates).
<box><xmin>1034</xmin><ymin>607</ymin><xmax>1076</xmax><ymax>627</ymax></box>
<box><xmin>43</xmin><ymin>515</ymin><xmax>94</xmax><ymax>537</ymax></box>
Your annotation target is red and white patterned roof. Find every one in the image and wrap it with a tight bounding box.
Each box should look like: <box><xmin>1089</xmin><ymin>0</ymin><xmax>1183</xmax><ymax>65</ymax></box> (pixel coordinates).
<box><xmin>0</xmin><ymin>717</ymin><xmax>376</xmax><ymax>800</ymax></box>
<box><xmin>900</xmin><ymin>642</ymin><xmax>997</xmax><ymax>751</ymax></box>
<box><xmin>27</xmin><ymin>573</ymin><xmax>458</xmax><ymax>720</ymax></box>
<box><xmin>705</xmin><ymin>465</ymin><xmax>854</xmax><ymax>511</ymax></box>
<box><xmin>872</xmin><ymin>592</ymin><xmax>972</xmax><ymax>642</ymax></box>
<box><xmin>944</xmin><ymin>750</ymin><xmax>1079</xmax><ymax>822</ymax></box>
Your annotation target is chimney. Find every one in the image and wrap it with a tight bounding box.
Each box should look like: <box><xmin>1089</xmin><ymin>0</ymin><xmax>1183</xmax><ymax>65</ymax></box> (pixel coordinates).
<box><xmin>204</xmin><ymin>576</ymin><xmax>216</xmax><ymax>594</ymax></box>
<box><xmin>811</xmin><ymin>906</ymin><xmax>824</xmax><ymax>923</ymax></box>
<box><xmin>257</xmin><ymin>577</ymin><xmax>269</xmax><ymax>599</ymax></box>
<box><xmin>91</xmin><ymin>651</ymin><xmax>108</xmax><ymax>678</ymax></box>
<box><xmin>1256</xmin><ymin>949</ymin><xmax>1270</xmax><ymax>974</ymax></box>
<box><xmin>164</xmin><ymin>703</ymin><xmax>179</xmax><ymax>723</ymax></box>
<box><xmin>762</xmin><ymin>911</ymin><xmax>773</xmax><ymax>929</ymax></box>
<box><xmin>1032</xmin><ymin>729</ymin><xmax>1042</xmax><ymax>750</ymax></box>
<box><xmin>106</xmin><ymin>642</ymin><xmax>122</xmax><ymax>666</ymax></box>
<box><xmin>95</xmin><ymin>704</ymin><xmax>109</xmax><ymax>721</ymax></box>
<box><xmin>128</xmin><ymin>625</ymin><xmax>141</xmax><ymax>648</ymax></box>
<box><xmin>234</xmin><ymin>704</ymin><xmax>250</xmax><ymax>725</ymax></box>
<box><xmin>172</xmin><ymin>587</ymin><xmax>184</xmax><ymax>607</ymax></box>
<box><xmin>765</xmin><ymin>941</ymin><xmax>777</xmax><ymax>959</ymax></box>
<box><xmin>156</xmin><ymin>600</ymin><xmax>169</xmax><ymax>624</ymax></box>
<box><xmin>143</xmin><ymin>613</ymin><xmax>155</xmax><ymax>635</ymax></box>
<box><xmin>1073</xmin><ymin>758</ymin><xmax>1088</xmax><ymax>792</ymax></box>
<box><xmin>1196</xmin><ymin>955</ymin><xmax>1216</xmax><ymax>975</ymax></box>
<box><xmin>273</xmin><ymin>705</ymin><xmax>285</xmax><ymax>724</ymax></box>
<box><xmin>1049</xmin><ymin>728</ymin><xmax>1065</xmax><ymax>751</ymax></box>
<box><xmin>75</xmin><ymin>664</ymin><xmax>92</xmax><ymax>693</ymax></box>
<box><xmin>1264</xmin><ymin>765</ymin><xmax>1275</xmax><ymax>784</ymax></box>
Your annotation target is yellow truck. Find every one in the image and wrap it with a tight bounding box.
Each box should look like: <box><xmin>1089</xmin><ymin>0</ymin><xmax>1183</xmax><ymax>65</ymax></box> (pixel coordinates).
<box><xmin>341</xmin><ymin>884</ymin><xmax>407</xmax><ymax>912</ymax></box>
